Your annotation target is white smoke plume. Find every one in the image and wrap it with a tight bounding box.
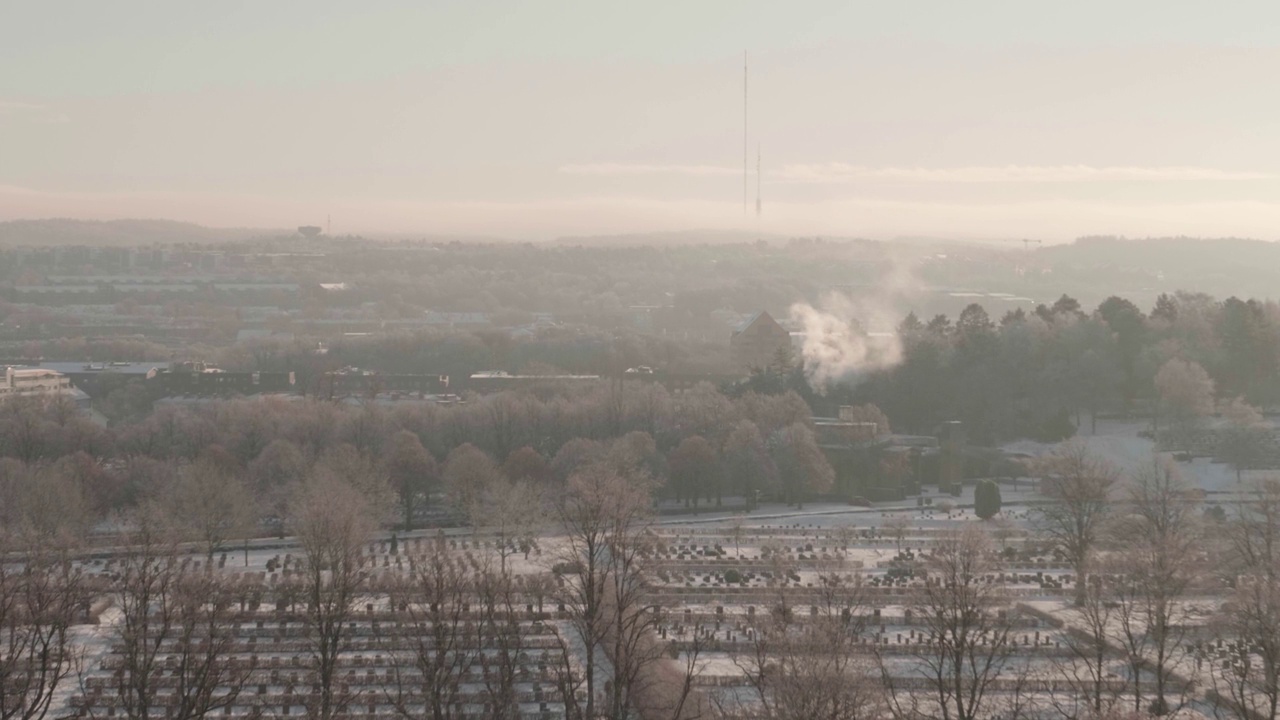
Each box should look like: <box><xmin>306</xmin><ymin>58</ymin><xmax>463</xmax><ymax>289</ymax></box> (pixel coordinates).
<box><xmin>789</xmin><ymin>253</ymin><xmax>920</xmax><ymax>389</ymax></box>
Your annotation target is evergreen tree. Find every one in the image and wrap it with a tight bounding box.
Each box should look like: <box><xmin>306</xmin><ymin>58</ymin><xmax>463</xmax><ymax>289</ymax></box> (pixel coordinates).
<box><xmin>975</xmin><ymin>479</ymin><xmax>1002</xmax><ymax>520</ymax></box>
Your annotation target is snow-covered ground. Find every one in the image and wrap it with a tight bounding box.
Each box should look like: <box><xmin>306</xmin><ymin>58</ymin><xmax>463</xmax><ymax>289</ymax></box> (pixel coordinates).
<box><xmin>638</xmin><ymin>419</ymin><xmax>1248</xmax><ymax>718</ymax></box>
<box><xmin>44</xmin><ymin>418</ymin><xmax>1254</xmax><ymax>719</ymax></box>
<box><xmin>1003</xmin><ymin>417</ymin><xmax>1258</xmax><ymax>499</ymax></box>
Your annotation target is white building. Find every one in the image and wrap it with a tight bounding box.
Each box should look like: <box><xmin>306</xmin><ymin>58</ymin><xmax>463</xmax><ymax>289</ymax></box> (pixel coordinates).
<box><xmin>0</xmin><ymin>366</ymin><xmax>74</xmax><ymax>400</ymax></box>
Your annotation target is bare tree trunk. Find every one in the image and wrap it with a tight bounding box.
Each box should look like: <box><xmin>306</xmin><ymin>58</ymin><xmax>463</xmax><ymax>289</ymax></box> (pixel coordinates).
<box><xmin>108</xmin><ymin>513</ymin><xmax>249</xmax><ymax>720</ymax></box>
<box><xmin>556</xmin><ymin>465</ymin><xmax>655</xmax><ymax>719</ymax></box>
<box><xmin>294</xmin><ymin>476</ymin><xmax>374</xmax><ymax>720</ymax></box>
<box><xmin>1029</xmin><ymin>443</ymin><xmax>1118</xmax><ymax>608</ymax></box>
<box><xmin>0</xmin><ymin>538</ymin><xmax>86</xmax><ymax>720</ymax></box>
<box><xmin>476</xmin><ymin>569</ymin><xmax>524</xmax><ymax>720</ymax></box>
<box><xmin>730</xmin><ymin>563</ymin><xmax>882</xmax><ymax>720</ymax></box>
<box><xmin>880</xmin><ymin>526</ymin><xmax>1013</xmax><ymax>720</ymax></box>
<box><xmin>1108</xmin><ymin>458</ymin><xmax>1202</xmax><ymax>717</ymax></box>
<box><xmin>380</xmin><ymin>532</ymin><xmax>475</xmax><ymax>720</ymax></box>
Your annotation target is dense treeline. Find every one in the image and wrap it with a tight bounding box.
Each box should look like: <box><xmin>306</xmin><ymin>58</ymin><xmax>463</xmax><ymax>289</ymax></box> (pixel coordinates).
<box><xmin>150</xmin><ymin>290</ymin><xmax>1280</xmax><ymax>453</ymax></box>
<box><xmin>845</xmin><ymin>291</ymin><xmax>1280</xmax><ymax>444</ymax></box>
<box><xmin>0</xmin><ymin>383</ymin><xmax>844</xmax><ymax>537</ymax></box>
<box><xmin>9</xmin><ymin>289</ymin><xmax>1280</xmax><ymax>537</ymax></box>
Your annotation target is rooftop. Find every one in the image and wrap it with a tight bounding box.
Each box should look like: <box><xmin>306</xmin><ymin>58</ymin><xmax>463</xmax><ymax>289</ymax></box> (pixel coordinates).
<box><xmin>36</xmin><ymin>361</ymin><xmax>169</xmax><ymax>375</ymax></box>
<box><xmin>7</xmin><ymin>367</ymin><xmax>65</xmax><ymax>379</ymax></box>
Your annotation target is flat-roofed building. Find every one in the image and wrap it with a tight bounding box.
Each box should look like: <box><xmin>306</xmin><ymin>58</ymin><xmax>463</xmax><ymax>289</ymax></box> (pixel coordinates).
<box><xmin>1</xmin><ymin>367</ymin><xmax>73</xmax><ymax>399</ymax></box>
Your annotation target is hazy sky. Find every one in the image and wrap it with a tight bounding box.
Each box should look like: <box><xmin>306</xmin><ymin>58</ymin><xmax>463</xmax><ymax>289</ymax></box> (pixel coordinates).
<box><xmin>5</xmin><ymin>1</ymin><xmax>1280</xmax><ymax>241</ymax></box>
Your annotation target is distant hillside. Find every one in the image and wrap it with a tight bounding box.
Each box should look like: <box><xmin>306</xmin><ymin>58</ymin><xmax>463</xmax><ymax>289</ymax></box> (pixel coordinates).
<box><xmin>1036</xmin><ymin>236</ymin><xmax>1280</xmax><ymax>305</ymax></box>
<box><xmin>551</xmin><ymin>229</ymin><xmax>788</xmax><ymax>247</ymax></box>
<box><xmin>0</xmin><ymin>218</ymin><xmax>283</xmax><ymax>247</ymax></box>
<box><xmin>1045</xmin><ymin>235</ymin><xmax>1279</xmax><ymax>265</ymax></box>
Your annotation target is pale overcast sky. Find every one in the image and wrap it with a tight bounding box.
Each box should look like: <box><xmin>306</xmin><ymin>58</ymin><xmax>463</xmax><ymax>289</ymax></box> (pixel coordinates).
<box><xmin>4</xmin><ymin>1</ymin><xmax>1280</xmax><ymax>240</ymax></box>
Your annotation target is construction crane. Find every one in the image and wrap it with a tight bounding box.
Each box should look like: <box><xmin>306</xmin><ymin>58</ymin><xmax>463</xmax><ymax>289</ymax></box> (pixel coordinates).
<box><xmin>1006</xmin><ymin>239</ymin><xmax>1043</xmax><ymax>250</ymax></box>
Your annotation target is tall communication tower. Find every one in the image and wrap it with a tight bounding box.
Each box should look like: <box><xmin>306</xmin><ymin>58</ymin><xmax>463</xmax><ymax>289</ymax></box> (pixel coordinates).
<box><xmin>756</xmin><ymin>143</ymin><xmax>762</xmax><ymax>217</ymax></box>
<box><xmin>744</xmin><ymin>51</ymin><xmax>749</xmax><ymax>215</ymax></box>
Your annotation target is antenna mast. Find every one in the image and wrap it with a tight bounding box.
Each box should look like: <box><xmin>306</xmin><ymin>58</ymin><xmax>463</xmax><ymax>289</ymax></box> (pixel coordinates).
<box><xmin>756</xmin><ymin>143</ymin><xmax>761</xmax><ymax>217</ymax></box>
<box><xmin>744</xmin><ymin>51</ymin><xmax>748</xmax><ymax>215</ymax></box>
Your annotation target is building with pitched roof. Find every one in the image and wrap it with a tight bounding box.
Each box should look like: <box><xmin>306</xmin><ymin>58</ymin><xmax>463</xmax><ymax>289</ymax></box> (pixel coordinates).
<box><xmin>729</xmin><ymin>310</ymin><xmax>792</xmax><ymax>372</ymax></box>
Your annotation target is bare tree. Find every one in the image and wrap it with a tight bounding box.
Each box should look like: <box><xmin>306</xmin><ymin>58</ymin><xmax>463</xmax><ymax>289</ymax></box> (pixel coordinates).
<box><xmin>1210</xmin><ymin>475</ymin><xmax>1280</xmax><ymax>719</ymax></box>
<box><xmin>501</xmin><ymin>445</ymin><xmax>552</xmax><ymax>486</ymax></box>
<box><xmin>107</xmin><ymin>508</ymin><xmax>250</xmax><ymax>720</ymax></box>
<box><xmin>1106</xmin><ymin>559</ymin><xmax>1156</xmax><ymax>717</ymax></box>
<box><xmin>884</xmin><ymin>514</ymin><xmax>911</xmax><ymax>556</ymax></box>
<box><xmin>482</xmin><ymin>392</ymin><xmax>531</xmax><ymax>460</ymax></box>
<box><xmin>1226</xmin><ymin>475</ymin><xmax>1280</xmax><ymax>579</ymax></box>
<box><xmin>339</xmin><ymin>403</ymin><xmax>389</xmax><ymax>458</ymax></box>
<box><xmin>550</xmin><ymin>439</ymin><xmax>606</xmax><ymax>486</ymax></box>
<box><xmin>554</xmin><ymin>464</ymin><xmax>651</xmax><ymax>720</ymax></box>
<box><xmin>474</xmin><ymin>567</ymin><xmax>525</xmax><ymax>720</ymax></box>
<box><xmin>478</xmin><ymin>478</ymin><xmax>545</xmax><ymax>575</ymax></box>
<box><xmin>651</xmin><ymin>631</ymin><xmax>711</xmax><ymax>720</ymax></box>
<box><xmin>724</xmin><ymin>420</ymin><xmax>776</xmax><ymax>511</ymax></box>
<box><xmin>0</xmin><ymin>398</ymin><xmax>58</xmax><ymax>464</ymax></box>
<box><xmin>1107</xmin><ymin>458</ymin><xmax>1203</xmax><ymax>716</ymax></box>
<box><xmin>730</xmin><ymin>567</ymin><xmax>883</xmax><ymax>720</ymax></box>
<box><xmin>605</xmin><ymin>431</ymin><xmax>666</xmax><ymax>490</ymax></box>
<box><xmin>0</xmin><ymin>534</ymin><xmax>86</xmax><ymax>720</ymax></box>
<box><xmin>549</xmin><ymin>630</ymin><xmax>589</xmax><ymax>720</ymax></box>
<box><xmin>1048</xmin><ymin>560</ymin><xmax>1124</xmax><ymax>719</ymax></box>
<box><xmin>727</xmin><ymin>515</ymin><xmax>748</xmax><ymax>560</ymax></box>
<box><xmin>1032</xmin><ymin>443</ymin><xmax>1120</xmax><ymax>605</ymax></box>
<box><xmin>293</xmin><ymin>475</ymin><xmax>375</xmax><ymax>720</ymax></box>
<box><xmin>769</xmin><ymin>423</ymin><xmax>834</xmax><ymax>509</ymax></box>
<box><xmin>248</xmin><ymin>438</ymin><xmax>307</xmax><ymax>537</ymax></box>
<box><xmin>1153</xmin><ymin>358</ymin><xmax>1214</xmax><ymax>451</ymax></box>
<box><xmin>1208</xmin><ymin>576</ymin><xmax>1280</xmax><ymax>720</ymax></box>
<box><xmin>604</xmin><ymin>488</ymin><xmax>662</xmax><ymax>720</ymax></box>
<box><xmin>385</xmin><ymin>430</ymin><xmax>438</xmax><ymax>531</ymax></box>
<box><xmin>315</xmin><ymin>443</ymin><xmax>397</xmax><ymax>524</ymax></box>
<box><xmin>881</xmin><ymin>525</ymin><xmax>1015</xmax><ymax>720</ymax></box>
<box><xmin>667</xmin><ymin>435</ymin><xmax>718</xmax><ymax>509</ymax></box>
<box><xmin>4</xmin><ymin>461</ymin><xmax>92</xmax><ymax>545</ymax></box>
<box><xmin>162</xmin><ymin>459</ymin><xmax>254</xmax><ymax>564</ymax></box>
<box><xmin>1218</xmin><ymin>397</ymin><xmax>1268</xmax><ymax>484</ymax></box>
<box><xmin>764</xmin><ymin>631</ymin><xmax>883</xmax><ymax>720</ymax></box>
<box><xmin>442</xmin><ymin>444</ymin><xmax>501</xmax><ymax>525</ymax></box>
<box><xmin>0</xmin><ymin>461</ymin><xmax>92</xmax><ymax>547</ymax></box>
<box><xmin>381</xmin><ymin>531</ymin><xmax>475</xmax><ymax>720</ymax></box>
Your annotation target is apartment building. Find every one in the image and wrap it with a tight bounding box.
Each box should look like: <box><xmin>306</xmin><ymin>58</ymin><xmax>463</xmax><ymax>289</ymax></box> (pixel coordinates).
<box><xmin>0</xmin><ymin>366</ymin><xmax>73</xmax><ymax>399</ymax></box>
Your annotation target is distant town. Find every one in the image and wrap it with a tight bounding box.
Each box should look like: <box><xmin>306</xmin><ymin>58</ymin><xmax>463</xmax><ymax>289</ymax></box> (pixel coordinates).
<box><xmin>6</xmin><ymin>228</ymin><xmax>1280</xmax><ymax>720</ymax></box>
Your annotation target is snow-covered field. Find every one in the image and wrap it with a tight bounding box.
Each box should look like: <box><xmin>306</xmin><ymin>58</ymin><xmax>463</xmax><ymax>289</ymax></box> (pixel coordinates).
<box><xmin>639</xmin><ymin>419</ymin><xmax>1248</xmax><ymax>719</ymax></box>
<box><xmin>1004</xmin><ymin>417</ymin><xmax>1256</xmax><ymax>498</ymax></box>
<box><xmin>48</xmin><ymin>419</ymin><xmax>1251</xmax><ymax>718</ymax></box>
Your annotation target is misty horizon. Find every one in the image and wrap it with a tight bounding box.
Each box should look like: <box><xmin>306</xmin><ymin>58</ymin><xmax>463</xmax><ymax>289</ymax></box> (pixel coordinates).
<box><xmin>7</xmin><ymin>2</ymin><xmax>1280</xmax><ymax>240</ymax></box>
<box><xmin>9</xmin><ymin>7</ymin><xmax>1280</xmax><ymax>718</ymax></box>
